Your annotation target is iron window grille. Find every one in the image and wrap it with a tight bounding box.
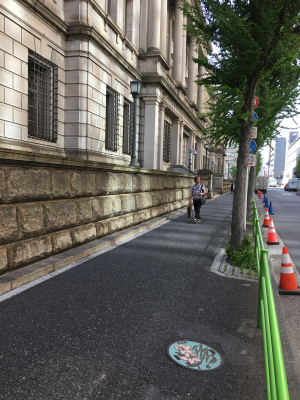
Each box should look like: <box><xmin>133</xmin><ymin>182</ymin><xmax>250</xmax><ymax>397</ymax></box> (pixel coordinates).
<box><xmin>123</xmin><ymin>98</ymin><xmax>133</xmax><ymax>155</ymax></box>
<box><xmin>28</xmin><ymin>50</ymin><xmax>58</xmax><ymax>142</ymax></box>
<box><xmin>105</xmin><ymin>86</ymin><xmax>120</xmax><ymax>152</ymax></box>
<box><xmin>163</xmin><ymin>120</ymin><xmax>172</xmax><ymax>163</ymax></box>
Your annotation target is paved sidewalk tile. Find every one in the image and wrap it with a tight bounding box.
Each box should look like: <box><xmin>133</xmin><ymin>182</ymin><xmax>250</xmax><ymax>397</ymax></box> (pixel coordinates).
<box><xmin>0</xmin><ymin>194</ymin><xmax>265</xmax><ymax>400</ymax></box>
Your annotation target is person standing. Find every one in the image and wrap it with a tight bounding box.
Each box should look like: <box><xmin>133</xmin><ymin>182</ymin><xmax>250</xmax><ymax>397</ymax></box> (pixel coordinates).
<box><xmin>189</xmin><ymin>176</ymin><xmax>206</xmax><ymax>223</ymax></box>
<box><xmin>230</xmin><ymin>182</ymin><xmax>234</xmax><ymax>193</ymax></box>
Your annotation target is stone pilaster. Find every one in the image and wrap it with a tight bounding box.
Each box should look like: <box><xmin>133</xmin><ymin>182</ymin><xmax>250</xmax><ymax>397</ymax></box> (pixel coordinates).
<box><xmin>172</xmin><ymin>2</ymin><xmax>183</xmax><ymax>83</ymax></box>
<box><xmin>147</xmin><ymin>0</ymin><xmax>161</xmax><ymax>52</ymax></box>
<box><xmin>158</xmin><ymin>103</ymin><xmax>166</xmax><ymax>170</ymax></box>
<box><xmin>188</xmin><ymin>39</ymin><xmax>197</xmax><ymax>103</ymax></box>
<box><xmin>160</xmin><ymin>0</ymin><xmax>168</xmax><ymax>59</ymax></box>
<box><xmin>143</xmin><ymin>96</ymin><xmax>160</xmax><ymax>169</ymax></box>
<box><xmin>181</xmin><ymin>16</ymin><xmax>187</xmax><ymax>87</ymax></box>
<box><xmin>197</xmin><ymin>65</ymin><xmax>205</xmax><ymax>112</ymax></box>
<box><xmin>171</xmin><ymin>118</ymin><xmax>182</xmax><ymax>165</ymax></box>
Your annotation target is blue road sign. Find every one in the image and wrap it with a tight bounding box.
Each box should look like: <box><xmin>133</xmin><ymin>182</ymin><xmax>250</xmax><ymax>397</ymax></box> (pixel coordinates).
<box><xmin>254</xmin><ymin>112</ymin><xmax>258</xmax><ymax>122</ymax></box>
<box><xmin>266</xmin><ymin>161</ymin><xmax>270</xmax><ymax>166</ymax></box>
<box><xmin>249</xmin><ymin>139</ymin><xmax>256</xmax><ymax>154</ymax></box>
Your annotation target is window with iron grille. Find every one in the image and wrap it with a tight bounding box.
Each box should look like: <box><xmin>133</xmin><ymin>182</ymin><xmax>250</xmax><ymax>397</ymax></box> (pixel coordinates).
<box><xmin>163</xmin><ymin>120</ymin><xmax>172</xmax><ymax>163</ymax></box>
<box><xmin>123</xmin><ymin>99</ymin><xmax>133</xmax><ymax>155</ymax></box>
<box><xmin>105</xmin><ymin>86</ymin><xmax>120</xmax><ymax>152</ymax></box>
<box><xmin>28</xmin><ymin>50</ymin><xmax>58</xmax><ymax>142</ymax></box>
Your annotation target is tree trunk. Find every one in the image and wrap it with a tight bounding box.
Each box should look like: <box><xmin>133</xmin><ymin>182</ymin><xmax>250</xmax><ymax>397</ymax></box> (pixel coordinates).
<box><xmin>247</xmin><ymin>160</ymin><xmax>257</xmax><ymax>220</ymax></box>
<box><xmin>230</xmin><ymin>80</ymin><xmax>256</xmax><ymax>251</ymax></box>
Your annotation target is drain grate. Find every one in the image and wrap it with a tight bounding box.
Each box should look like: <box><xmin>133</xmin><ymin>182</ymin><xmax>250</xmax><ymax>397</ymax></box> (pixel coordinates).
<box><xmin>167</xmin><ymin>340</ymin><xmax>223</xmax><ymax>371</ymax></box>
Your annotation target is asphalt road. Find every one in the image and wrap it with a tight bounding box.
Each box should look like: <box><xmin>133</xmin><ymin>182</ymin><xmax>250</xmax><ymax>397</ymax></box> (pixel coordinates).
<box><xmin>0</xmin><ymin>194</ymin><xmax>265</xmax><ymax>400</ymax></box>
<box><xmin>264</xmin><ymin>187</ymin><xmax>300</xmax><ymax>273</ymax></box>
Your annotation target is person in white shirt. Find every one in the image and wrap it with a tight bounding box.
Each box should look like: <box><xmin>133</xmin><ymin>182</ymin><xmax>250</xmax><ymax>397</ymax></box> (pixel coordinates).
<box><xmin>189</xmin><ymin>176</ymin><xmax>206</xmax><ymax>223</ymax></box>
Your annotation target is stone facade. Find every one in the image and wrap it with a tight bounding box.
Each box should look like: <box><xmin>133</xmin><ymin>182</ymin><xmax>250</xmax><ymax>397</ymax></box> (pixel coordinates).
<box><xmin>0</xmin><ymin>0</ymin><xmax>225</xmax><ymax>171</ymax></box>
<box><xmin>0</xmin><ymin>149</ymin><xmax>206</xmax><ymax>273</ymax></box>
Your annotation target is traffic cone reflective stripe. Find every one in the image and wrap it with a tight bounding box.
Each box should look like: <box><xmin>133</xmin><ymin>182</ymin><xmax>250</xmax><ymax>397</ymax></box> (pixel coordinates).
<box><xmin>279</xmin><ymin>247</ymin><xmax>298</xmax><ymax>291</ymax></box>
<box><xmin>266</xmin><ymin>218</ymin><xmax>279</xmax><ymax>245</ymax></box>
<box><xmin>262</xmin><ymin>208</ymin><xmax>270</xmax><ymax>227</ymax></box>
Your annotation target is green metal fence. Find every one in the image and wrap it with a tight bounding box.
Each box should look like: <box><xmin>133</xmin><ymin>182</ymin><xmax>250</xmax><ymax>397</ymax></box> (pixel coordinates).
<box><xmin>253</xmin><ymin>199</ymin><xmax>289</xmax><ymax>400</ymax></box>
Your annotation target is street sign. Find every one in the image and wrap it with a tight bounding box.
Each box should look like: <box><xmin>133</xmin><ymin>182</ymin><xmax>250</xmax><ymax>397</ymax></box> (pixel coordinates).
<box><xmin>248</xmin><ymin>154</ymin><xmax>257</xmax><ymax>166</ymax></box>
<box><xmin>254</xmin><ymin>112</ymin><xmax>258</xmax><ymax>122</ymax></box>
<box><xmin>254</xmin><ymin>96</ymin><xmax>259</xmax><ymax>109</ymax></box>
<box><xmin>251</xmin><ymin>126</ymin><xmax>257</xmax><ymax>139</ymax></box>
<box><xmin>249</xmin><ymin>139</ymin><xmax>256</xmax><ymax>154</ymax></box>
<box><xmin>266</xmin><ymin>161</ymin><xmax>270</xmax><ymax>166</ymax></box>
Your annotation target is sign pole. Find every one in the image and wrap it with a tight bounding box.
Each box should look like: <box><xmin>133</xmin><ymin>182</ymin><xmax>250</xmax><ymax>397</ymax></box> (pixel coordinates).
<box><xmin>244</xmin><ymin>166</ymin><xmax>250</xmax><ymax>229</ymax></box>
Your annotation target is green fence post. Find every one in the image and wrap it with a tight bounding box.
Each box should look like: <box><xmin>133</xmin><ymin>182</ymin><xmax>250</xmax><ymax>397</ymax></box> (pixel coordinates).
<box><xmin>262</xmin><ymin>252</ymin><xmax>290</xmax><ymax>400</ymax></box>
<box><xmin>257</xmin><ymin>248</ymin><xmax>268</xmax><ymax>329</ymax></box>
<box><xmin>261</xmin><ymin>299</ymin><xmax>271</xmax><ymax>400</ymax></box>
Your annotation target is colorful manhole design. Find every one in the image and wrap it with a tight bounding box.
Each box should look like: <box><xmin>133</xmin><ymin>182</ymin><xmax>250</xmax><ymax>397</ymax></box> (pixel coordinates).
<box><xmin>167</xmin><ymin>340</ymin><xmax>223</xmax><ymax>371</ymax></box>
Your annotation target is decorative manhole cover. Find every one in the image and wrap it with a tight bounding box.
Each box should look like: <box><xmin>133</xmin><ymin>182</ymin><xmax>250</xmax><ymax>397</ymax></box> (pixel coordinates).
<box><xmin>167</xmin><ymin>340</ymin><xmax>223</xmax><ymax>371</ymax></box>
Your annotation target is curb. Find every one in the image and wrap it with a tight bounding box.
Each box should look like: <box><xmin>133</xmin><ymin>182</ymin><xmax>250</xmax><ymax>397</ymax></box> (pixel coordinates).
<box><xmin>0</xmin><ymin>207</ymin><xmax>187</xmax><ymax>297</ymax></box>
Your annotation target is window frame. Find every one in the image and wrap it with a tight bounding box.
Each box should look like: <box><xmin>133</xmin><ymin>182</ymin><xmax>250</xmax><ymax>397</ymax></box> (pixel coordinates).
<box><xmin>163</xmin><ymin>120</ymin><xmax>172</xmax><ymax>163</ymax></box>
<box><xmin>105</xmin><ymin>86</ymin><xmax>120</xmax><ymax>152</ymax></box>
<box><xmin>27</xmin><ymin>50</ymin><xmax>58</xmax><ymax>142</ymax></box>
<box><xmin>123</xmin><ymin>98</ymin><xmax>133</xmax><ymax>155</ymax></box>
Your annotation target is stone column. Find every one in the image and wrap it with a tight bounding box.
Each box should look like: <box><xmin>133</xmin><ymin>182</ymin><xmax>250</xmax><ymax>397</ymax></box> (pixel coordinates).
<box><xmin>160</xmin><ymin>0</ymin><xmax>168</xmax><ymax>59</ymax></box>
<box><xmin>197</xmin><ymin>65</ymin><xmax>205</xmax><ymax>112</ymax></box>
<box><xmin>143</xmin><ymin>96</ymin><xmax>160</xmax><ymax>169</ymax></box>
<box><xmin>172</xmin><ymin>2</ymin><xmax>183</xmax><ymax>83</ymax></box>
<box><xmin>188</xmin><ymin>39</ymin><xmax>197</xmax><ymax>103</ymax></box>
<box><xmin>181</xmin><ymin>16</ymin><xmax>187</xmax><ymax>87</ymax></box>
<box><xmin>147</xmin><ymin>0</ymin><xmax>161</xmax><ymax>52</ymax></box>
<box><xmin>195</xmin><ymin>139</ymin><xmax>202</xmax><ymax>170</ymax></box>
<box><xmin>171</xmin><ymin>118</ymin><xmax>181</xmax><ymax>165</ymax></box>
<box><xmin>168</xmin><ymin>14</ymin><xmax>173</xmax><ymax>67</ymax></box>
<box><xmin>158</xmin><ymin>103</ymin><xmax>166</xmax><ymax>170</ymax></box>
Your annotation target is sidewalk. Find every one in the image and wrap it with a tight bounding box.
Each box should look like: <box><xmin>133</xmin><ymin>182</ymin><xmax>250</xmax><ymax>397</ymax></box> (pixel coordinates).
<box><xmin>0</xmin><ymin>193</ymin><xmax>266</xmax><ymax>400</ymax></box>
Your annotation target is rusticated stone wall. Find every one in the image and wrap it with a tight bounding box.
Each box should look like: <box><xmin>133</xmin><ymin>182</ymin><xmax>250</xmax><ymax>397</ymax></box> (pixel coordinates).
<box><xmin>0</xmin><ymin>150</ymin><xmax>202</xmax><ymax>274</ymax></box>
<box><xmin>223</xmin><ymin>179</ymin><xmax>232</xmax><ymax>193</ymax></box>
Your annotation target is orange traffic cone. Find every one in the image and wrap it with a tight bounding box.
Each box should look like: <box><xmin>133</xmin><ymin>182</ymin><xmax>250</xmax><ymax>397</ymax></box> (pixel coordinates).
<box><xmin>266</xmin><ymin>219</ymin><xmax>279</xmax><ymax>245</ymax></box>
<box><xmin>279</xmin><ymin>247</ymin><xmax>299</xmax><ymax>294</ymax></box>
<box><xmin>262</xmin><ymin>208</ymin><xmax>270</xmax><ymax>227</ymax></box>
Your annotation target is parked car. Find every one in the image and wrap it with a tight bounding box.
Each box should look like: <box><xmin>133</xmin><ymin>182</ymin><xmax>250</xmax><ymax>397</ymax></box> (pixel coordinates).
<box><xmin>286</xmin><ymin>178</ymin><xmax>299</xmax><ymax>192</ymax></box>
<box><xmin>268</xmin><ymin>178</ymin><xmax>277</xmax><ymax>187</ymax></box>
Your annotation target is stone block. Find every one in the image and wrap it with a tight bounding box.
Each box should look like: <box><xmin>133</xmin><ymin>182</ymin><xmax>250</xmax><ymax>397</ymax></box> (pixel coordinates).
<box><xmin>108</xmin><ymin>216</ymin><xmax>126</xmax><ymax>234</ymax></box>
<box><xmin>13</xmin><ymin>108</ymin><xmax>27</xmax><ymax>125</ymax></box>
<box><xmin>0</xmin><ymin>103</ymin><xmax>13</xmax><ymax>122</ymax></box>
<box><xmin>132</xmin><ymin>174</ymin><xmax>150</xmax><ymax>192</ymax></box>
<box><xmin>43</xmin><ymin>200</ymin><xmax>77</xmax><ymax>233</ymax></box>
<box><xmin>92</xmin><ymin>196</ymin><xmax>112</xmax><ymax>220</ymax></box>
<box><xmin>124</xmin><ymin>213</ymin><xmax>133</xmax><ymax>227</ymax></box>
<box><xmin>4</xmin><ymin>87</ymin><xmax>21</xmax><ymax>107</ymax></box>
<box><xmin>150</xmin><ymin>206</ymin><xmax>160</xmax><ymax>219</ymax></box>
<box><xmin>6</xmin><ymin>167</ymin><xmax>51</xmax><ymax>202</ymax></box>
<box><xmin>5</xmin><ymin>53</ymin><xmax>22</xmax><ymax>75</ymax></box>
<box><xmin>122</xmin><ymin>173</ymin><xmax>133</xmax><ymax>193</ymax></box>
<box><xmin>0</xmin><ymin>246</ymin><xmax>8</xmax><ymax>274</ymax></box>
<box><xmin>111</xmin><ymin>195</ymin><xmax>122</xmax><ymax>216</ymax></box>
<box><xmin>71</xmin><ymin>171</ymin><xmax>96</xmax><ymax>197</ymax></box>
<box><xmin>95</xmin><ymin>172</ymin><xmax>122</xmax><ymax>195</ymax></box>
<box><xmin>70</xmin><ymin>224</ymin><xmax>97</xmax><ymax>246</ymax></box>
<box><xmin>4</xmin><ymin>121</ymin><xmax>22</xmax><ymax>140</ymax></box>
<box><xmin>75</xmin><ymin>198</ymin><xmax>93</xmax><ymax>224</ymax></box>
<box><xmin>7</xmin><ymin>235</ymin><xmax>52</xmax><ymax>270</ymax></box>
<box><xmin>50</xmin><ymin>170</ymin><xmax>71</xmax><ymax>198</ymax></box>
<box><xmin>95</xmin><ymin>220</ymin><xmax>109</xmax><ymax>238</ymax></box>
<box><xmin>135</xmin><ymin>192</ymin><xmax>152</xmax><ymax>211</ymax></box>
<box><xmin>121</xmin><ymin>194</ymin><xmax>135</xmax><ymax>214</ymax></box>
<box><xmin>16</xmin><ymin>203</ymin><xmax>44</xmax><ymax>240</ymax></box>
<box><xmin>133</xmin><ymin>209</ymin><xmax>151</xmax><ymax>225</ymax></box>
<box><xmin>13</xmin><ymin>74</ymin><xmax>27</xmax><ymax>94</ymax></box>
<box><xmin>51</xmin><ymin>230</ymin><xmax>73</xmax><ymax>254</ymax></box>
<box><xmin>5</xmin><ymin>18</ymin><xmax>21</xmax><ymax>42</ymax></box>
<box><xmin>22</xmin><ymin>29</ymin><xmax>35</xmax><ymax>50</ymax></box>
<box><xmin>13</xmin><ymin>41</ymin><xmax>27</xmax><ymax>62</ymax></box>
<box><xmin>0</xmin><ymin>68</ymin><xmax>13</xmax><ymax>88</ymax></box>
<box><xmin>0</xmin><ymin>31</ymin><xmax>13</xmax><ymax>54</ymax></box>
<box><xmin>0</xmin><ymin>205</ymin><xmax>18</xmax><ymax>245</ymax></box>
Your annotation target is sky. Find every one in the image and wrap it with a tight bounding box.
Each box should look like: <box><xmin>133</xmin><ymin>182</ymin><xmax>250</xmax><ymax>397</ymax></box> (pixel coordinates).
<box><xmin>261</xmin><ymin>111</ymin><xmax>300</xmax><ymax>164</ymax></box>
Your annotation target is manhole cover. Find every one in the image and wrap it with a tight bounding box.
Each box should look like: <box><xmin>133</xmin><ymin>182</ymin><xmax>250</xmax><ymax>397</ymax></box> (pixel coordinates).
<box><xmin>167</xmin><ymin>340</ymin><xmax>223</xmax><ymax>371</ymax></box>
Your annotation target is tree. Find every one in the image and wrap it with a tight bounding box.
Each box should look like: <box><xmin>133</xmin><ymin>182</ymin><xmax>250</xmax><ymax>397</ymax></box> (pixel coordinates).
<box><xmin>181</xmin><ymin>0</ymin><xmax>300</xmax><ymax>250</ymax></box>
<box><xmin>295</xmin><ymin>156</ymin><xmax>300</xmax><ymax>178</ymax></box>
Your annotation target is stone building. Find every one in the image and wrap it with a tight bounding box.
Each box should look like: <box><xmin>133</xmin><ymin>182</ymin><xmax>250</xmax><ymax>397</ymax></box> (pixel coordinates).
<box><xmin>0</xmin><ymin>0</ymin><xmax>225</xmax><ymax>172</ymax></box>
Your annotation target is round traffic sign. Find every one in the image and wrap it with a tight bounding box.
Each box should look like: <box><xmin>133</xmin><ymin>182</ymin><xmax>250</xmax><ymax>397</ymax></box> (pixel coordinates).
<box><xmin>254</xmin><ymin>112</ymin><xmax>258</xmax><ymax>122</ymax></box>
<box><xmin>249</xmin><ymin>139</ymin><xmax>256</xmax><ymax>154</ymax></box>
<box><xmin>254</xmin><ymin>96</ymin><xmax>259</xmax><ymax>109</ymax></box>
